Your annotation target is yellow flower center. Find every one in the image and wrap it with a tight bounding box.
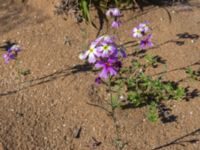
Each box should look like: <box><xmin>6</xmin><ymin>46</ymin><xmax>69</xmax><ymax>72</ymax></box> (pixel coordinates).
<box><xmin>136</xmin><ymin>30</ymin><xmax>141</xmax><ymax>34</ymax></box>
<box><xmin>103</xmin><ymin>45</ymin><xmax>109</xmax><ymax>51</ymax></box>
<box><xmin>89</xmin><ymin>48</ymin><xmax>94</xmax><ymax>53</ymax></box>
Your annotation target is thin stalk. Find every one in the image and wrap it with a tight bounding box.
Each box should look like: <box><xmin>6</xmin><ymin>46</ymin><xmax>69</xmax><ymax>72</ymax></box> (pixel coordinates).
<box><xmin>108</xmin><ymin>76</ymin><xmax>121</xmax><ymax>149</ymax></box>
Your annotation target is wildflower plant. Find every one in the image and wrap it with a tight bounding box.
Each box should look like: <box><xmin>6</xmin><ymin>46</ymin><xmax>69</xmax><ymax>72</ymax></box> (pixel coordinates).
<box><xmin>2</xmin><ymin>44</ymin><xmax>30</xmax><ymax>77</ymax></box>
<box><xmin>76</xmin><ymin>0</ymin><xmax>136</xmax><ymax>22</ymax></box>
<box><xmin>185</xmin><ymin>67</ymin><xmax>199</xmax><ymax>81</ymax></box>
<box><xmin>79</xmin><ymin>21</ymin><xmax>186</xmax><ymax>122</ymax></box>
<box><xmin>132</xmin><ymin>22</ymin><xmax>153</xmax><ymax>50</ymax></box>
<box><xmin>2</xmin><ymin>44</ymin><xmax>21</xmax><ymax>63</ymax></box>
<box><xmin>106</xmin><ymin>8</ymin><xmax>122</xmax><ymax>29</ymax></box>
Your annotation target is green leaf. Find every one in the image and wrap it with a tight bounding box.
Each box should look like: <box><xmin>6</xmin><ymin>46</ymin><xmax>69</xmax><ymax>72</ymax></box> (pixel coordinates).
<box><xmin>80</xmin><ymin>0</ymin><xmax>90</xmax><ymax>22</ymax></box>
<box><xmin>173</xmin><ymin>87</ymin><xmax>185</xmax><ymax>100</ymax></box>
<box><xmin>127</xmin><ymin>91</ymin><xmax>141</xmax><ymax>106</ymax></box>
<box><xmin>147</xmin><ymin>102</ymin><xmax>159</xmax><ymax>122</ymax></box>
<box><xmin>132</xmin><ymin>61</ymin><xmax>141</xmax><ymax>69</ymax></box>
<box><xmin>111</xmin><ymin>95</ymin><xmax>120</xmax><ymax>110</ymax></box>
<box><xmin>185</xmin><ymin>67</ymin><xmax>198</xmax><ymax>80</ymax></box>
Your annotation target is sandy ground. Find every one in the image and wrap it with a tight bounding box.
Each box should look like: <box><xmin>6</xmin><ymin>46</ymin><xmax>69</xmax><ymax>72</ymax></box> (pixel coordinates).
<box><xmin>0</xmin><ymin>0</ymin><xmax>200</xmax><ymax>150</ymax></box>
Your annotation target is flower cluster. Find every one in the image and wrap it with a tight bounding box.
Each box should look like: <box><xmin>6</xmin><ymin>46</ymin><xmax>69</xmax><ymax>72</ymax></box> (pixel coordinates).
<box><xmin>3</xmin><ymin>44</ymin><xmax>21</xmax><ymax>63</ymax></box>
<box><xmin>79</xmin><ymin>35</ymin><xmax>126</xmax><ymax>83</ymax></box>
<box><xmin>132</xmin><ymin>22</ymin><xmax>153</xmax><ymax>49</ymax></box>
<box><xmin>106</xmin><ymin>8</ymin><xmax>122</xmax><ymax>29</ymax></box>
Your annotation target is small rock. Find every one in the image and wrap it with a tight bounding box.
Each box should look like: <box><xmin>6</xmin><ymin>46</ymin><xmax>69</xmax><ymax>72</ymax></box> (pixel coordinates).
<box><xmin>72</xmin><ymin>126</ymin><xmax>82</xmax><ymax>138</ymax></box>
<box><xmin>10</xmin><ymin>109</ymin><xmax>14</xmax><ymax>112</ymax></box>
<box><xmin>88</xmin><ymin>137</ymin><xmax>101</xmax><ymax>149</ymax></box>
<box><xmin>119</xmin><ymin>95</ymin><xmax>125</xmax><ymax>100</ymax></box>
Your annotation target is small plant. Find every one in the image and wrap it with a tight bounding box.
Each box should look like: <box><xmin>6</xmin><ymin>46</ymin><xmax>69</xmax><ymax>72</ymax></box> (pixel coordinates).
<box><xmin>55</xmin><ymin>0</ymin><xmax>136</xmax><ymax>23</ymax></box>
<box><xmin>79</xmin><ymin>20</ymin><xmax>185</xmax><ymax>123</ymax></box>
<box><xmin>18</xmin><ymin>68</ymin><xmax>31</xmax><ymax>76</ymax></box>
<box><xmin>147</xmin><ymin>102</ymin><xmax>159</xmax><ymax>122</ymax></box>
<box><xmin>2</xmin><ymin>44</ymin><xmax>30</xmax><ymax>79</ymax></box>
<box><xmin>2</xmin><ymin>44</ymin><xmax>21</xmax><ymax>63</ymax></box>
<box><xmin>111</xmin><ymin>95</ymin><xmax>121</xmax><ymax>110</ymax></box>
<box><xmin>185</xmin><ymin>67</ymin><xmax>199</xmax><ymax>81</ymax></box>
<box><xmin>106</xmin><ymin>8</ymin><xmax>122</xmax><ymax>28</ymax></box>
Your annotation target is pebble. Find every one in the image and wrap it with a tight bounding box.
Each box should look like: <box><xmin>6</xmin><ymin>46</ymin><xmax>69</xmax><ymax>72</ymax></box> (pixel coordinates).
<box><xmin>191</xmin><ymin>40</ymin><xmax>194</xmax><ymax>43</ymax></box>
<box><xmin>119</xmin><ymin>95</ymin><xmax>124</xmax><ymax>101</ymax></box>
<box><xmin>10</xmin><ymin>109</ymin><xmax>14</xmax><ymax>112</ymax></box>
<box><xmin>73</xmin><ymin>126</ymin><xmax>82</xmax><ymax>138</ymax></box>
<box><xmin>189</xmin><ymin>111</ymin><xmax>193</xmax><ymax>115</ymax></box>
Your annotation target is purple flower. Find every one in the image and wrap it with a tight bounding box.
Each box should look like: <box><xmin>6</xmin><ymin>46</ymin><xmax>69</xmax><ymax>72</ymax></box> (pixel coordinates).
<box><xmin>79</xmin><ymin>43</ymin><xmax>100</xmax><ymax>63</ymax></box>
<box><xmin>106</xmin><ymin>8</ymin><xmax>121</xmax><ymax>17</ymax></box>
<box><xmin>8</xmin><ymin>44</ymin><xmax>21</xmax><ymax>52</ymax></box>
<box><xmin>139</xmin><ymin>22</ymin><xmax>149</xmax><ymax>34</ymax></box>
<box><xmin>95</xmin><ymin>58</ymin><xmax>120</xmax><ymax>79</ymax></box>
<box><xmin>111</xmin><ymin>20</ymin><xmax>122</xmax><ymax>28</ymax></box>
<box><xmin>140</xmin><ymin>34</ymin><xmax>153</xmax><ymax>49</ymax></box>
<box><xmin>132</xmin><ymin>27</ymin><xmax>143</xmax><ymax>38</ymax></box>
<box><xmin>3</xmin><ymin>52</ymin><xmax>15</xmax><ymax>63</ymax></box>
<box><xmin>98</xmin><ymin>43</ymin><xmax>117</xmax><ymax>58</ymax></box>
<box><xmin>103</xmin><ymin>35</ymin><xmax>116</xmax><ymax>44</ymax></box>
<box><xmin>91</xmin><ymin>36</ymin><xmax>104</xmax><ymax>47</ymax></box>
<box><xmin>132</xmin><ymin>22</ymin><xmax>150</xmax><ymax>38</ymax></box>
<box><xmin>2</xmin><ymin>44</ymin><xmax>21</xmax><ymax>63</ymax></box>
<box><xmin>95</xmin><ymin>77</ymin><xmax>102</xmax><ymax>84</ymax></box>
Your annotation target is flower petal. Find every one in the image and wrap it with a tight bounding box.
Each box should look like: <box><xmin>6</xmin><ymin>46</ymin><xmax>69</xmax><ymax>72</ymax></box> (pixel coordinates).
<box><xmin>88</xmin><ymin>53</ymin><xmax>96</xmax><ymax>63</ymax></box>
<box><xmin>99</xmin><ymin>68</ymin><xmax>109</xmax><ymax>79</ymax></box>
<box><xmin>79</xmin><ymin>51</ymin><xmax>89</xmax><ymax>60</ymax></box>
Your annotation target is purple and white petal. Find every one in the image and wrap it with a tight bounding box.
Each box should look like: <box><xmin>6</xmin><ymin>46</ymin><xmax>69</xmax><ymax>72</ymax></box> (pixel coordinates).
<box><xmin>95</xmin><ymin>61</ymin><xmax>104</xmax><ymax>69</ymax></box>
<box><xmin>132</xmin><ymin>27</ymin><xmax>143</xmax><ymax>38</ymax></box>
<box><xmin>102</xmin><ymin>49</ymin><xmax>109</xmax><ymax>57</ymax></box>
<box><xmin>79</xmin><ymin>51</ymin><xmax>89</xmax><ymax>60</ymax></box>
<box><xmin>108</xmin><ymin>67</ymin><xmax>117</xmax><ymax>76</ymax></box>
<box><xmin>99</xmin><ymin>68</ymin><xmax>109</xmax><ymax>79</ymax></box>
<box><xmin>106</xmin><ymin>9</ymin><xmax>112</xmax><ymax>17</ymax></box>
<box><xmin>88</xmin><ymin>53</ymin><xmax>96</xmax><ymax>63</ymax></box>
<box><xmin>112</xmin><ymin>8</ymin><xmax>121</xmax><ymax>17</ymax></box>
<box><xmin>111</xmin><ymin>20</ymin><xmax>122</xmax><ymax>28</ymax></box>
<box><xmin>139</xmin><ymin>22</ymin><xmax>149</xmax><ymax>33</ymax></box>
<box><xmin>103</xmin><ymin>35</ymin><xmax>115</xmax><ymax>44</ymax></box>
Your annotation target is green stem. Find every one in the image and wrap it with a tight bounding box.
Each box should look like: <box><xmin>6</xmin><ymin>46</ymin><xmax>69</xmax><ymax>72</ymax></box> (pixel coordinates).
<box><xmin>108</xmin><ymin>77</ymin><xmax>122</xmax><ymax>149</ymax></box>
